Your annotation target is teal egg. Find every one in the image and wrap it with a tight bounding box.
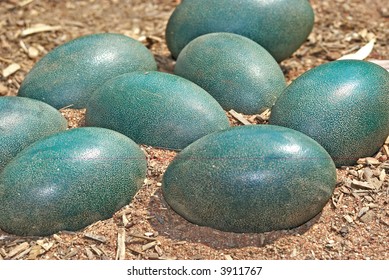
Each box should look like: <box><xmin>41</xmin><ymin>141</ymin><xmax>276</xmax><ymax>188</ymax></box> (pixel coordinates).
<box><xmin>166</xmin><ymin>0</ymin><xmax>314</xmax><ymax>62</ymax></box>
<box><xmin>18</xmin><ymin>33</ymin><xmax>157</xmax><ymax>109</ymax></box>
<box><xmin>0</xmin><ymin>127</ymin><xmax>147</xmax><ymax>236</ymax></box>
<box><xmin>269</xmin><ymin>60</ymin><xmax>389</xmax><ymax>167</ymax></box>
<box><xmin>162</xmin><ymin>125</ymin><xmax>336</xmax><ymax>233</ymax></box>
<box><xmin>0</xmin><ymin>96</ymin><xmax>67</xmax><ymax>171</ymax></box>
<box><xmin>174</xmin><ymin>33</ymin><xmax>287</xmax><ymax>114</ymax></box>
<box><xmin>85</xmin><ymin>71</ymin><xmax>230</xmax><ymax>150</ymax></box>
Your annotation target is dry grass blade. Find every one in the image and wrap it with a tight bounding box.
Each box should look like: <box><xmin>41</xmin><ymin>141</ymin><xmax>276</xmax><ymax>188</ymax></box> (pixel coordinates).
<box><xmin>20</xmin><ymin>24</ymin><xmax>62</xmax><ymax>37</ymax></box>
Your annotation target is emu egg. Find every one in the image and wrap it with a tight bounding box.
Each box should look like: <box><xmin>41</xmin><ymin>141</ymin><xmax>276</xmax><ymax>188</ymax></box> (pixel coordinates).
<box><xmin>162</xmin><ymin>125</ymin><xmax>336</xmax><ymax>233</ymax></box>
<box><xmin>18</xmin><ymin>33</ymin><xmax>157</xmax><ymax>109</ymax></box>
<box><xmin>269</xmin><ymin>60</ymin><xmax>389</xmax><ymax>167</ymax></box>
<box><xmin>0</xmin><ymin>127</ymin><xmax>147</xmax><ymax>236</ymax></box>
<box><xmin>85</xmin><ymin>71</ymin><xmax>230</xmax><ymax>150</ymax></box>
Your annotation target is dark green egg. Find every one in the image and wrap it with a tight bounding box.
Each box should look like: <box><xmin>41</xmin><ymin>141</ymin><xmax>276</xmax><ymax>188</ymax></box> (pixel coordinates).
<box><xmin>85</xmin><ymin>71</ymin><xmax>230</xmax><ymax>150</ymax></box>
<box><xmin>0</xmin><ymin>127</ymin><xmax>147</xmax><ymax>236</ymax></box>
<box><xmin>0</xmin><ymin>96</ymin><xmax>67</xmax><ymax>171</ymax></box>
<box><xmin>162</xmin><ymin>125</ymin><xmax>336</xmax><ymax>233</ymax></box>
<box><xmin>18</xmin><ymin>33</ymin><xmax>157</xmax><ymax>109</ymax></box>
<box><xmin>269</xmin><ymin>60</ymin><xmax>389</xmax><ymax>167</ymax></box>
<box><xmin>174</xmin><ymin>33</ymin><xmax>287</xmax><ymax>114</ymax></box>
<box><xmin>166</xmin><ymin>0</ymin><xmax>314</xmax><ymax>62</ymax></box>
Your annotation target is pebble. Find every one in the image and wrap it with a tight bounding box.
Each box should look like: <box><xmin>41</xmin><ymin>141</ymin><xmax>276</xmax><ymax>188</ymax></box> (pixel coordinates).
<box><xmin>28</xmin><ymin>46</ymin><xmax>39</xmax><ymax>59</ymax></box>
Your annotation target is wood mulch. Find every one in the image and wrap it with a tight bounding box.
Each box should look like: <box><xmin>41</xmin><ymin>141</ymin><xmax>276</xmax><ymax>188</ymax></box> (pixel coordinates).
<box><xmin>0</xmin><ymin>0</ymin><xmax>388</xmax><ymax>260</ymax></box>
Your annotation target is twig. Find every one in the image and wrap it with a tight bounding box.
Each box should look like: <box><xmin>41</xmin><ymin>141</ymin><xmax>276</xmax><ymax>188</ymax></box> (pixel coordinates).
<box><xmin>128</xmin><ymin>233</ymin><xmax>157</xmax><ymax>242</ymax></box>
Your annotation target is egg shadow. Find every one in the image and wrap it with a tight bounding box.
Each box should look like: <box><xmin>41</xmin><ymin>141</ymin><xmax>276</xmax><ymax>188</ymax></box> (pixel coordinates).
<box><xmin>148</xmin><ymin>187</ymin><xmax>322</xmax><ymax>250</ymax></box>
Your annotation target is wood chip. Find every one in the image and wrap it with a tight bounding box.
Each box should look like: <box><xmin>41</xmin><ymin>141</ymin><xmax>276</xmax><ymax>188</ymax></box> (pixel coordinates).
<box><xmin>360</xmin><ymin>210</ymin><xmax>375</xmax><ymax>223</ymax></box>
<box><xmin>351</xmin><ymin>179</ymin><xmax>375</xmax><ymax>190</ymax></box>
<box><xmin>116</xmin><ymin>227</ymin><xmax>126</xmax><ymax>260</ymax></box>
<box><xmin>141</xmin><ymin>241</ymin><xmax>159</xmax><ymax>252</ymax></box>
<box><xmin>224</xmin><ymin>254</ymin><xmax>233</xmax><ymax>260</ymax></box>
<box><xmin>84</xmin><ymin>233</ymin><xmax>107</xmax><ymax>243</ymax></box>
<box><xmin>344</xmin><ymin>215</ymin><xmax>354</xmax><ymax>223</ymax></box>
<box><xmin>19</xmin><ymin>0</ymin><xmax>35</xmax><ymax>7</ymax></box>
<box><xmin>36</xmin><ymin>241</ymin><xmax>54</xmax><ymax>252</ymax></box>
<box><xmin>128</xmin><ymin>233</ymin><xmax>157</xmax><ymax>241</ymax></box>
<box><xmin>27</xmin><ymin>245</ymin><xmax>46</xmax><ymax>260</ymax></box>
<box><xmin>90</xmin><ymin>245</ymin><xmax>102</xmax><ymax>256</ymax></box>
<box><xmin>0</xmin><ymin>247</ymin><xmax>7</xmax><ymax>258</ymax></box>
<box><xmin>7</xmin><ymin>242</ymin><xmax>29</xmax><ymax>258</ymax></box>
<box><xmin>2</xmin><ymin>63</ymin><xmax>21</xmax><ymax>78</ymax></box>
<box><xmin>358</xmin><ymin>206</ymin><xmax>370</xmax><ymax>217</ymax></box>
<box><xmin>85</xmin><ymin>247</ymin><xmax>95</xmax><ymax>260</ymax></box>
<box><xmin>379</xmin><ymin>169</ymin><xmax>386</xmax><ymax>181</ymax></box>
<box><xmin>20</xmin><ymin>24</ymin><xmax>62</xmax><ymax>37</ymax></box>
<box><xmin>122</xmin><ymin>213</ymin><xmax>130</xmax><ymax>227</ymax></box>
<box><xmin>154</xmin><ymin>245</ymin><xmax>163</xmax><ymax>256</ymax></box>
<box><xmin>13</xmin><ymin>247</ymin><xmax>31</xmax><ymax>260</ymax></box>
<box><xmin>228</xmin><ymin>109</ymin><xmax>252</xmax><ymax>125</ymax></box>
<box><xmin>257</xmin><ymin>109</ymin><xmax>271</xmax><ymax>121</ymax></box>
<box><xmin>63</xmin><ymin>248</ymin><xmax>78</xmax><ymax>259</ymax></box>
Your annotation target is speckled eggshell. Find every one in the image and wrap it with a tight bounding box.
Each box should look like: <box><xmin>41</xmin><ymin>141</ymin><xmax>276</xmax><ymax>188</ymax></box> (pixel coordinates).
<box><xmin>0</xmin><ymin>96</ymin><xmax>67</xmax><ymax>171</ymax></box>
<box><xmin>166</xmin><ymin>0</ymin><xmax>314</xmax><ymax>62</ymax></box>
<box><xmin>174</xmin><ymin>33</ymin><xmax>287</xmax><ymax>114</ymax></box>
<box><xmin>85</xmin><ymin>71</ymin><xmax>230</xmax><ymax>150</ymax></box>
<box><xmin>0</xmin><ymin>127</ymin><xmax>147</xmax><ymax>236</ymax></box>
<box><xmin>18</xmin><ymin>33</ymin><xmax>157</xmax><ymax>109</ymax></box>
<box><xmin>162</xmin><ymin>125</ymin><xmax>336</xmax><ymax>233</ymax></box>
<box><xmin>269</xmin><ymin>60</ymin><xmax>389</xmax><ymax>167</ymax></box>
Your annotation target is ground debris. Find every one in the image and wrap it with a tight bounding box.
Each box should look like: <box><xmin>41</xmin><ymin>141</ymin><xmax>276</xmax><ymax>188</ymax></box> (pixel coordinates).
<box><xmin>84</xmin><ymin>233</ymin><xmax>107</xmax><ymax>243</ymax></box>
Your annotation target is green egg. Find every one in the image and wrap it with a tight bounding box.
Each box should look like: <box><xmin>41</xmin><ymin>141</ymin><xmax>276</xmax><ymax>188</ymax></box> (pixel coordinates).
<box><xmin>18</xmin><ymin>33</ymin><xmax>157</xmax><ymax>109</ymax></box>
<box><xmin>0</xmin><ymin>96</ymin><xmax>67</xmax><ymax>171</ymax></box>
<box><xmin>85</xmin><ymin>71</ymin><xmax>230</xmax><ymax>150</ymax></box>
<box><xmin>269</xmin><ymin>60</ymin><xmax>389</xmax><ymax>167</ymax></box>
<box><xmin>174</xmin><ymin>33</ymin><xmax>287</xmax><ymax>114</ymax></box>
<box><xmin>166</xmin><ymin>0</ymin><xmax>314</xmax><ymax>62</ymax></box>
<box><xmin>162</xmin><ymin>125</ymin><xmax>336</xmax><ymax>233</ymax></box>
<box><xmin>0</xmin><ymin>127</ymin><xmax>147</xmax><ymax>236</ymax></box>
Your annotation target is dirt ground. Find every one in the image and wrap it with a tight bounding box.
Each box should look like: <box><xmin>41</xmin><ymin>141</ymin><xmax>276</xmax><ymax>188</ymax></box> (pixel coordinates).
<box><xmin>0</xmin><ymin>0</ymin><xmax>388</xmax><ymax>260</ymax></box>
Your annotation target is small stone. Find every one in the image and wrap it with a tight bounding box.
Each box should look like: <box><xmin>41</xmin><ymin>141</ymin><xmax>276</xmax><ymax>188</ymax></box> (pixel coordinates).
<box><xmin>28</xmin><ymin>46</ymin><xmax>39</xmax><ymax>59</ymax></box>
<box><xmin>339</xmin><ymin>226</ymin><xmax>349</xmax><ymax>237</ymax></box>
<box><xmin>380</xmin><ymin>7</ymin><xmax>389</xmax><ymax>17</ymax></box>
